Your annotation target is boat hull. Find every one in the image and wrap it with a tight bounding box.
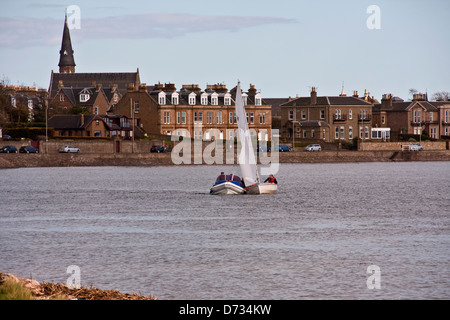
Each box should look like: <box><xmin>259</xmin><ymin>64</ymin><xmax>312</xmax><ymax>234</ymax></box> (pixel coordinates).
<box><xmin>246</xmin><ymin>183</ymin><xmax>277</xmax><ymax>194</ymax></box>
<box><xmin>210</xmin><ymin>182</ymin><xmax>246</xmax><ymax>195</ymax></box>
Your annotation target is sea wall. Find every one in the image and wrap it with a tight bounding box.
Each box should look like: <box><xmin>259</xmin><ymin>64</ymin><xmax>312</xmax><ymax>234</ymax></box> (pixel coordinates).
<box><xmin>1</xmin><ymin>150</ymin><xmax>449</xmax><ymax>169</ymax></box>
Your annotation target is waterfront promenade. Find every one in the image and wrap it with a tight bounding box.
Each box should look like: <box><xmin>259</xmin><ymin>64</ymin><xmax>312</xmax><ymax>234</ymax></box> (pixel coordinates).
<box><xmin>1</xmin><ymin>150</ymin><xmax>449</xmax><ymax>169</ymax></box>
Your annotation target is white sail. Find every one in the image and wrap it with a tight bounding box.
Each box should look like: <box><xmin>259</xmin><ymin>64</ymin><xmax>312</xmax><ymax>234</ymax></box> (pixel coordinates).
<box><xmin>235</xmin><ymin>82</ymin><xmax>259</xmax><ymax>186</ymax></box>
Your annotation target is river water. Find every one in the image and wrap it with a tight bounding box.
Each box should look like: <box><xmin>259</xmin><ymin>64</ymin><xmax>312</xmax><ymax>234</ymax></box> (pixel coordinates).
<box><xmin>0</xmin><ymin>162</ymin><xmax>449</xmax><ymax>299</ymax></box>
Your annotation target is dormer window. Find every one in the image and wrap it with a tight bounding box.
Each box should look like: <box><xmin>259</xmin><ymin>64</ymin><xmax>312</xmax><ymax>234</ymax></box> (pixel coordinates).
<box><xmin>171</xmin><ymin>92</ymin><xmax>179</xmax><ymax>105</ymax></box>
<box><xmin>211</xmin><ymin>93</ymin><xmax>218</xmax><ymax>105</ymax></box>
<box><xmin>242</xmin><ymin>93</ymin><xmax>248</xmax><ymax>105</ymax></box>
<box><xmin>201</xmin><ymin>93</ymin><xmax>208</xmax><ymax>105</ymax></box>
<box><xmin>224</xmin><ymin>93</ymin><xmax>231</xmax><ymax>106</ymax></box>
<box><xmin>158</xmin><ymin>91</ymin><xmax>166</xmax><ymax>105</ymax></box>
<box><xmin>189</xmin><ymin>92</ymin><xmax>196</xmax><ymax>105</ymax></box>
<box><xmin>79</xmin><ymin>93</ymin><xmax>90</xmax><ymax>102</ymax></box>
<box><xmin>255</xmin><ymin>93</ymin><xmax>262</xmax><ymax>106</ymax></box>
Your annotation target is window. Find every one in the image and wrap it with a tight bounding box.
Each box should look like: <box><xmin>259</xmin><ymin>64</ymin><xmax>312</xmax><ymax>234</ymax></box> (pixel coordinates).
<box><xmin>445</xmin><ymin>110</ymin><xmax>450</xmax><ymax>123</ymax></box>
<box><xmin>211</xmin><ymin>93</ymin><xmax>218</xmax><ymax>105</ymax></box>
<box><xmin>349</xmin><ymin>109</ymin><xmax>352</xmax><ymax>120</ymax></box>
<box><xmin>234</xmin><ymin>112</ymin><xmax>237</xmax><ymax>124</ymax></box>
<box><xmin>216</xmin><ymin>112</ymin><xmax>222</xmax><ymax>124</ymax></box>
<box><xmin>335</xmin><ymin>126</ymin><xmax>339</xmax><ymax>139</ymax></box>
<box><xmin>429</xmin><ymin>112</ymin><xmax>433</xmax><ymax>122</ymax></box>
<box><xmin>242</xmin><ymin>93</ymin><xmax>248</xmax><ymax>105</ymax></box>
<box><xmin>158</xmin><ymin>92</ymin><xmax>166</xmax><ymax>105</ymax></box>
<box><xmin>360</xmin><ymin>126</ymin><xmax>363</xmax><ymax>139</ymax></box>
<box><xmin>255</xmin><ymin>98</ymin><xmax>261</xmax><ymax>105</ymax></box>
<box><xmin>365</xmin><ymin>126</ymin><xmax>369</xmax><ymax>139</ymax></box>
<box><xmin>134</xmin><ymin>101</ymin><xmax>139</xmax><ymax>113</ymax></box>
<box><xmin>224</xmin><ymin>94</ymin><xmax>231</xmax><ymax>106</ymax></box>
<box><xmin>177</xmin><ymin>112</ymin><xmax>180</xmax><ymax>124</ymax></box>
<box><xmin>246</xmin><ymin>112</ymin><xmax>249</xmax><ymax>124</ymax></box>
<box><xmin>335</xmin><ymin>109</ymin><xmax>342</xmax><ymax>120</ymax></box>
<box><xmin>320</xmin><ymin>109</ymin><xmax>325</xmax><ymax>119</ymax></box>
<box><xmin>194</xmin><ymin>130</ymin><xmax>202</xmax><ymax>140</ymax></box>
<box><xmin>229</xmin><ymin>112</ymin><xmax>233</xmax><ymax>124</ymax></box>
<box><xmin>259</xmin><ymin>112</ymin><xmax>266</xmax><ymax>124</ymax></box>
<box><xmin>303</xmin><ymin>130</ymin><xmax>307</xmax><ymax>138</ymax></box>
<box><xmin>181</xmin><ymin>112</ymin><xmax>186</xmax><ymax>124</ymax></box>
<box><xmin>311</xmin><ymin>129</ymin><xmax>315</xmax><ymax>138</ymax></box>
<box><xmin>94</xmin><ymin>106</ymin><xmax>98</xmax><ymax>115</ymax></box>
<box><xmin>301</xmin><ymin>110</ymin><xmax>306</xmax><ymax>120</ymax></box>
<box><xmin>60</xmin><ymin>94</ymin><xmax>64</xmax><ymax>102</ymax></box>
<box><xmin>206</xmin><ymin>112</ymin><xmax>213</xmax><ymax>124</ymax></box>
<box><xmin>171</xmin><ymin>93</ymin><xmax>179</xmax><ymax>105</ymax></box>
<box><xmin>349</xmin><ymin>126</ymin><xmax>353</xmax><ymax>139</ymax></box>
<box><xmin>164</xmin><ymin>111</ymin><xmax>170</xmax><ymax>124</ymax></box>
<box><xmin>381</xmin><ymin>115</ymin><xmax>385</xmax><ymax>124</ymax></box>
<box><xmin>194</xmin><ymin>112</ymin><xmax>203</xmax><ymax>124</ymax></box>
<box><xmin>80</xmin><ymin>93</ymin><xmax>90</xmax><ymax>102</ymax></box>
<box><xmin>289</xmin><ymin>110</ymin><xmax>294</xmax><ymax>120</ymax></box>
<box><xmin>340</xmin><ymin>126</ymin><xmax>345</xmax><ymax>139</ymax></box>
<box><xmin>322</xmin><ymin>129</ymin><xmax>326</xmax><ymax>140</ymax></box>
<box><xmin>413</xmin><ymin>110</ymin><xmax>421</xmax><ymax>123</ymax></box>
<box><xmin>250</xmin><ymin>112</ymin><xmax>254</xmax><ymax>124</ymax></box>
<box><xmin>189</xmin><ymin>93</ymin><xmax>196</xmax><ymax>105</ymax></box>
<box><xmin>201</xmin><ymin>95</ymin><xmax>208</xmax><ymax>105</ymax></box>
<box><xmin>94</xmin><ymin>131</ymin><xmax>101</xmax><ymax>137</ymax></box>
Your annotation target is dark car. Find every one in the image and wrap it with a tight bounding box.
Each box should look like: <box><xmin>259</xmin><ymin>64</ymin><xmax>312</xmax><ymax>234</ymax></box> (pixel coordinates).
<box><xmin>279</xmin><ymin>144</ymin><xmax>291</xmax><ymax>152</ymax></box>
<box><xmin>0</xmin><ymin>145</ymin><xmax>18</xmax><ymax>153</ymax></box>
<box><xmin>19</xmin><ymin>146</ymin><xmax>39</xmax><ymax>153</ymax></box>
<box><xmin>151</xmin><ymin>145</ymin><xmax>167</xmax><ymax>153</ymax></box>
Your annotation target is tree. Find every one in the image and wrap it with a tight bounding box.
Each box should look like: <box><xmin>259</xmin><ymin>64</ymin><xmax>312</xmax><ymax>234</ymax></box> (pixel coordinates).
<box><xmin>431</xmin><ymin>91</ymin><xmax>449</xmax><ymax>101</ymax></box>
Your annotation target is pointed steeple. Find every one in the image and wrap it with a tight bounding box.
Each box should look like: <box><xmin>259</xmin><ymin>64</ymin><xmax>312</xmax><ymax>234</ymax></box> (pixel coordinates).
<box><xmin>58</xmin><ymin>13</ymin><xmax>76</xmax><ymax>73</ymax></box>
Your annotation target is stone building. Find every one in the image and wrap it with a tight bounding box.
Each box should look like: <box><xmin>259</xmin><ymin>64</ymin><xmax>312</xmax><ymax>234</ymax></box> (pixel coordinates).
<box><xmin>373</xmin><ymin>93</ymin><xmax>450</xmax><ymax>140</ymax></box>
<box><xmin>48</xmin><ymin>15</ymin><xmax>140</xmax><ymax>106</ymax></box>
<box><xmin>280</xmin><ymin>87</ymin><xmax>374</xmax><ymax>143</ymax></box>
<box><xmin>110</xmin><ymin>82</ymin><xmax>273</xmax><ymax>141</ymax></box>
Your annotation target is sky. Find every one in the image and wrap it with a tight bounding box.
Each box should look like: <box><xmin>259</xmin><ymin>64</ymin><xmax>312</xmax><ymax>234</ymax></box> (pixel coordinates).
<box><xmin>1</xmin><ymin>0</ymin><xmax>449</xmax><ymax>100</ymax></box>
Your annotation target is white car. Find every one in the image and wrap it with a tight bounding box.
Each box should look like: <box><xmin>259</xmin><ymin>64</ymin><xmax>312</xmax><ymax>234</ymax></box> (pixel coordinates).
<box><xmin>304</xmin><ymin>144</ymin><xmax>322</xmax><ymax>151</ymax></box>
<box><xmin>59</xmin><ymin>145</ymin><xmax>80</xmax><ymax>153</ymax></box>
<box><xmin>409</xmin><ymin>144</ymin><xmax>423</xmax><ymax>151</ymax></box>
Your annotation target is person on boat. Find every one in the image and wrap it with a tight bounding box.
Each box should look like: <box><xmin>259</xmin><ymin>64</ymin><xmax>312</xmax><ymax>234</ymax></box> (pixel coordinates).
<box><xmin>264</xmin><ymin>174</ymin><xmax>278</xmax><ymax>184</ymax></box>
<box><xmin>217</xmin><ymin>172</ymin><xmax>226</xmax><ymax>181</ymax></box>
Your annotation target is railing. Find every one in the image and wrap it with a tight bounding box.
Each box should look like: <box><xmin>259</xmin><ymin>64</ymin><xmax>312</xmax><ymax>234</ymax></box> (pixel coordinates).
<box><xmin>442</xmin><ymin>121</ymin><xmax>450</xmax><ymax>126</ymax></box>
<box><xmin>333</xmin><ymin>114</ymin><xmax>347</xmax><ymax>122</ymax></box>
<box><xmin>410</xmin><ymin>121</ymin><xmax>425</xmax><ymax>127</ymax></box>
<box><xmin>358</xmin><ymin>115</ymin><xmax>372</xmax><ymax>122</ymax></box>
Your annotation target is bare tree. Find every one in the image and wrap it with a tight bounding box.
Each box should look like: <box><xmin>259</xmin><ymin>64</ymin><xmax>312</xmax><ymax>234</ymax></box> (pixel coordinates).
<box><xmin>431</xmin><ymin>91</ymin><xmax>449</xmax><ymax>101</ymax></box>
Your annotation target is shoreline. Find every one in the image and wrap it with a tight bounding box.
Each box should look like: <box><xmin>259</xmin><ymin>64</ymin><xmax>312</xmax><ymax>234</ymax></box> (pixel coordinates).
<box><xmin>0</xmin><ymin>271</ymin><xmax>157</xmax><ymax>300</ymax></box>
<box><xmin>1</xmin><ymin>150</ymin><xmax>449</xmax><ymax>169</ymax></box>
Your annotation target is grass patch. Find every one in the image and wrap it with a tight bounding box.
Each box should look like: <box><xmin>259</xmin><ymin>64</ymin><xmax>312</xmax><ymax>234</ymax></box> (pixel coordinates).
<box><xmin>0</xmin><ymin>278</ymin><xmax>35</xmax><ymax>300</ymax></box>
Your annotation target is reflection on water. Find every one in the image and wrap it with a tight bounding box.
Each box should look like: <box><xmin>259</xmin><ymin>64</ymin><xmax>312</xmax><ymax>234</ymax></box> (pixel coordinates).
<box><xmin>0</xmin><ymin>162</ymin><xmax>449</xmax><ymax>299</ymax></box>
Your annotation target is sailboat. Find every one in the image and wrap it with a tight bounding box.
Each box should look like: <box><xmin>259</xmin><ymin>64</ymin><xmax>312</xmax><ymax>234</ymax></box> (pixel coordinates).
<box><xmin>234</xmin><ymin>82</ymin><xmax>277</xmax><ymax>195</ymax></box>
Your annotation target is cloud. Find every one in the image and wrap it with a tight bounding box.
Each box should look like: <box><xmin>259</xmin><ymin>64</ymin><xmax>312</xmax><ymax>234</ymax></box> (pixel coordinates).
<box><xmin>0</xmin><ymin>13</ymin><xmax>296</xmax><ymax>48</ymax></box>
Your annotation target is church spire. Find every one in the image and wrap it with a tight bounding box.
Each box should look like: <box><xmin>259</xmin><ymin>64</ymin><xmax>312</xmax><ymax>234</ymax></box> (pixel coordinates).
<box><xmin>58</xmin><ymin>12</ymin><xmax>76</xmax><ymax>73</ymax></box>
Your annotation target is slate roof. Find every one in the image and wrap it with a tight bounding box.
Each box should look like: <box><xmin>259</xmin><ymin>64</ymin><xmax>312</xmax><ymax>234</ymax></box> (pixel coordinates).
<box><xmin>48</xmin><ymin>114</ymin><xmax>109</xmax><ymax>130</ymax></box>
<box><xmin>281</xmin><ymin>96</ymin><xmax>373</xmax><ymax>107</ymax></box>
<box><xmin>49</xmin><ymin>71</ymin><xmax>140</xmax><ymax>98</ymax></box>
<box><xmin>373</xmin><ymin>100</ymin><xmax>439</xmax><ymax>112</ymax></box>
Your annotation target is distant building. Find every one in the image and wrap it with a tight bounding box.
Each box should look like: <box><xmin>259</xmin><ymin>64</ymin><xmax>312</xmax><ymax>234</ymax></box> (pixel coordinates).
<box><xmin>373</xmin><ymin>93</ymin><xmax>450</xmax><ymax>140</ymax></box>
<box><xmin>280</xmin><ymin>87</ymin><xmax>374</xmax><ymax>142</ymax></box>
<box><xmin>48</xmin><ymin>114</ymin><xmax>110</xmax><ymax>138</ymax></box>
<box><xmin>48</xmin><ymin>15</ymin><xmax>140</xmax><ymax>107</ymax></box>
<box><xmin>110</xmin><ymin>82</ymin><xmax>273</xmax><ymax>141</ymax></box>
<box><xmin>48</xmin><ymin>83</ymin><xmax>118</xmax><ymax>115</ymax></box>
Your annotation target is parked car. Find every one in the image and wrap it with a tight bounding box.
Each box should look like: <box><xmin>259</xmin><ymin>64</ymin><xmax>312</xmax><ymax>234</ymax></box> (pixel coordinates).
<box><xmin>304</xmin><ymin>144</ymin><xmax>322</xmax><ymax>151</ymax></box>
<box><xmin>59</xmin><ymin>145</ymin><xmax>80</xmax><ymax>153</ymax></box>
<box><xmin>0</xmin><ymin>145</ymin><xmax>18</xmax><ymax>153</ymax></box>
<box><xmin>1</xmin><ymin>135</ymin><xmax>12</xmax><ymax>140</ymax></box>
<box><xmin>409</xmin><ymin>144</ymin><xmax>423</xmax><ymax>151</ymax></box>
<box><xmin>279</xmin><ymin>144</ymin><xmax>291</xmax><ymax>152</ymax></box>
<box><xmin>19</xmin><ymin>146</ymin><xmax>39</xmax><ymax>153</ymax></box>
<box><xmin>150</xmin><ymin>145</ymin><xmax>167</xmax><ymax>153</ymax></box>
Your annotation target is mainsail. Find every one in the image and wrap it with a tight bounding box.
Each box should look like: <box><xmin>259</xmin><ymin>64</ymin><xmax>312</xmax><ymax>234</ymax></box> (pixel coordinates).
<box><xmin>235</xmin><ymin>82</ymin><xmax>259</xmax><ymax>186</ymax></box>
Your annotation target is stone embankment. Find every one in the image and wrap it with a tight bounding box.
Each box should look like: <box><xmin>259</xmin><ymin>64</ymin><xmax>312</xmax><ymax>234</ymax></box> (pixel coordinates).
<box><xmin>1</xmin><ymin>150</ymin><xmax>449</xmax><ymax>169</ymax></box>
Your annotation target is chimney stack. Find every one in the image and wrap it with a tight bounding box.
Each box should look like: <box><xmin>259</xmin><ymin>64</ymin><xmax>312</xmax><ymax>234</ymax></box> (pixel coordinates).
<box><xmin>381</xmin><ymin>93</ymin><xmax>393</xmax><ymax>108</ymax></box>
<box><xmin>310</xmin><ymin>87</ymin><xmax>317</xmax><ymax>105</ymax></box>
